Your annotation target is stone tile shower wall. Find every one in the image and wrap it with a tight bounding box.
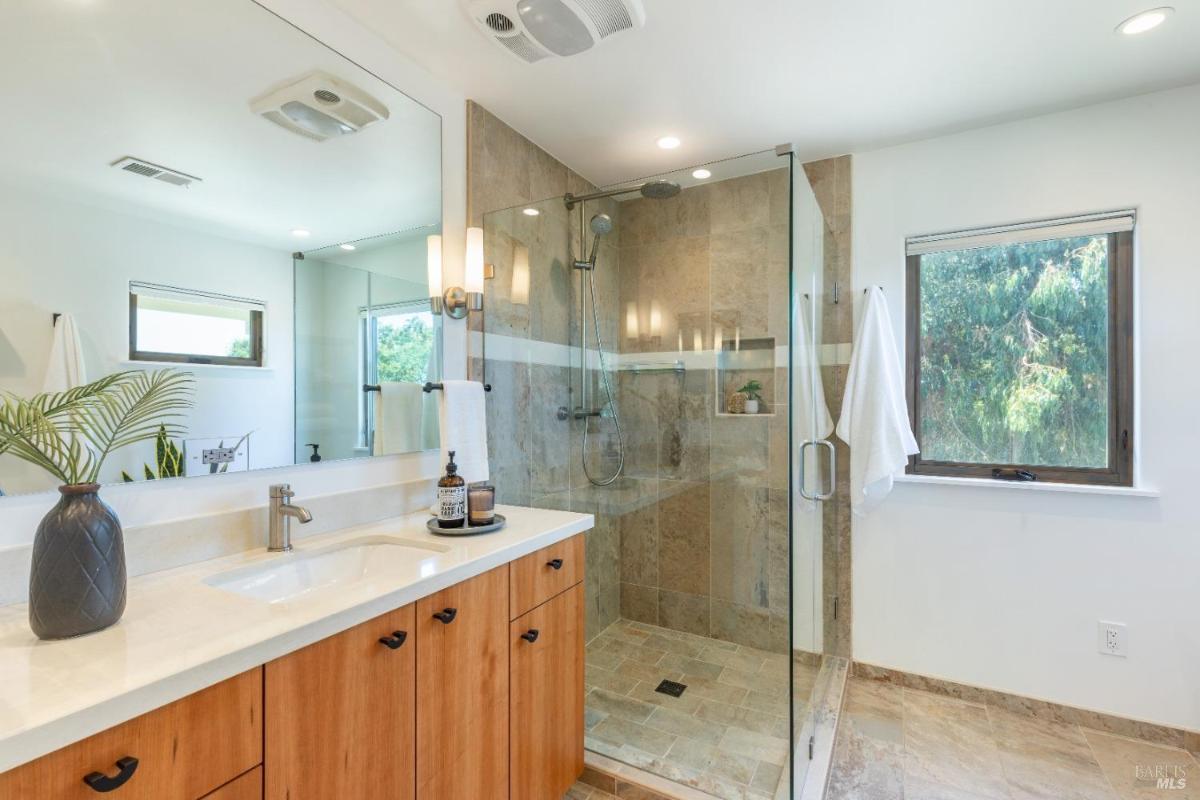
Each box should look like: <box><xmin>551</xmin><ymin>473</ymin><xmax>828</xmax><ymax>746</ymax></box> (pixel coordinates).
<box><xmin>615</xmin><ymin>169</ymin><xmax>793</xmax><ymax>653</ymax></box>
<box><xmin>468</xmin><ymin>102</ymin><xmax>623</xmax><ymax>640</ymax></box>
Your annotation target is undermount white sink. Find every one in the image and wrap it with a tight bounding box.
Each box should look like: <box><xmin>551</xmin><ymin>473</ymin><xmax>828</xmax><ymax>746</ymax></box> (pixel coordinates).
<box><xmin>203</xmin><ymin>536</ymin><xmax>453</xmax><ymax>605</ymax></box>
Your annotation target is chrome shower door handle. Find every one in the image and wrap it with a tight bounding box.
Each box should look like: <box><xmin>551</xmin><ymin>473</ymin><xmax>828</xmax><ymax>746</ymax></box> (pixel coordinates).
<box><xmin>798</xmin><ymin>440</ymin><xmax>817</xmax><ymax>501</ymax></box>
<box><xmin>799</xmin><ymin>439</ymin><xmax>837</xmax><ymax>502</ymax></box>
<box><xmin>815</xmin><ymin>439</ymin><xmax>836</xmax><ymax>501</ymax></box>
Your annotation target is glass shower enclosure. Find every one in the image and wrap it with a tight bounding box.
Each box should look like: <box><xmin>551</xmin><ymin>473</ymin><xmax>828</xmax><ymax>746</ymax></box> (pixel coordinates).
<box><xmin>480</xmin><ymin>149</ymin><xmax>834</xmax><ymax>799</ymax></box>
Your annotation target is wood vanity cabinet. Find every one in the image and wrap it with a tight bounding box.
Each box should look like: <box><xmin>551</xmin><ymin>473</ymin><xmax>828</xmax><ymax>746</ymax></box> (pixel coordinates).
<box><xmin>202</xmin><ymin>767</ymin><xmax>263</xmax><ymax>800</ymax></box>
<box><xmin>265</xmin><ymin>604</ymin><xmax>416</xmax><ymax>800</ymax></box>
<box><xmin>0</xmin><ymin>669</ymin><xmax>262</xmax><ymax>800</ymax></box>
<box><xmin>1</xmin><ymin>534</ymin><xmax>587</xmax><ymax>800</ymax></box>
<box><xmin>510</xmin><ymin>583</ymin><xmax>585</xmax><ymax>800</ymax></box>
<box><xmin>415</xmin><ymin>565</ymin><xmax>510</xmax><ymax>800</ymax></box>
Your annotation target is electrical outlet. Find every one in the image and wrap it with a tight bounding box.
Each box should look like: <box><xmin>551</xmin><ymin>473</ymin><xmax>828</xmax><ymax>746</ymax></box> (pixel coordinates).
<box><xmin>1098</xmin><ymin>621</ymin><xmax>1127</xmax><ymax>657</ymax></box>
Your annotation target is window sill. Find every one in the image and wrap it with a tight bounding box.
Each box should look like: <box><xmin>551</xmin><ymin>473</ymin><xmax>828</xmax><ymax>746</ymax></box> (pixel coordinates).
<box><xmin>119</xmin><ymin>360</ymin><xmax>274</xmax><ymax>373</ymax></box>
<box><xmin>893</xmin><ymin>473</ymin><xmax>1159</xmax><ymax>498</ymax></box>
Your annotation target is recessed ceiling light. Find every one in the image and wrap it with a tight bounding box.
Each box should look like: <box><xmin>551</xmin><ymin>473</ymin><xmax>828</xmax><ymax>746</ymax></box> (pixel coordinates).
<box><xmin>523</xmin><ymin>208</ymin><xmax>541</xmax><ymax>216</ymax></box>
<box><xmin>1117</xmin><ymin>6</ymin><xmax>1173</xmax><ymax>34</ymax></box>
<box><xmin>692</xmin><ymin>169</ymin><xmax>712</xmax><ymax>180</ymax></box>
<box><xmin>291</xmin><ymin>228</ymin><xmax>311</xmax><ymax>238</ymax></box>
<box><xmin>656</xmin><ymin>136</ymin><xmax>681</xmax><ymax>150</ymax></box>
<box><xmin>340</xmin><ymin>243</ymin><xmax>356</xmax><ymax>251</ymax></box>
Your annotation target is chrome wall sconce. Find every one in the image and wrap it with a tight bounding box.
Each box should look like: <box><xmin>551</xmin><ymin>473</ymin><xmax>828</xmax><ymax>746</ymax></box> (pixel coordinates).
<box><xmin>428</xmin><ymin>228</ymin><xmax>490</xmax><ymax>319</ymax></box>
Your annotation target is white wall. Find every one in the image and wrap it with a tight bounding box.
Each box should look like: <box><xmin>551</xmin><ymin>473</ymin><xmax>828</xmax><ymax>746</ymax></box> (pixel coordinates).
<box><xmin>852</xmin><ymin>82</ymin><xmax>1200</xmax><ymax>730</ymax></box>
<box><xmin>0</xmin><ymin>0</ymin><xmax>466</xmax><ymax>545</ymax></box>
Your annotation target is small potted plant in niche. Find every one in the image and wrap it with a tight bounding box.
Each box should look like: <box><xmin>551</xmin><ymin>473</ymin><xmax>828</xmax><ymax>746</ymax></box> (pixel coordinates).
<box><xmin>0</xmin><ymin>369</ymin><xmax>193</xmax><ymax>639</ymax></box>
<box><xmin>738</xmin><ymin>380</ymin><xmax>764</xmax><ymax>414</ymax></box>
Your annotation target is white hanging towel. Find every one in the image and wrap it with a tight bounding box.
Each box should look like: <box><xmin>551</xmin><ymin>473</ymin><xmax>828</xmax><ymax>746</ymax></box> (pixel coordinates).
<box><xmin>794</xmin><ymin>296</ymin><xmax>834</xmax><ymax>511</ymax></box>
<box><xmin>373</xmin><ymin>382</ymin><xmax>425</xmax><ymax>456</ymax></box>
<box><xmin>43</xmin><ymin>314</ymin><xmax>87</xmax><ymax>393</ymax></box>
<box><xmin>836</xmin><ymin>286</ymin><xmax>918</xmax><ymax>515</ymax></box>
<box><xmin>437</xmin><ymin>381</ymin><xmax>490</xmax><ymax>485</ymax></box>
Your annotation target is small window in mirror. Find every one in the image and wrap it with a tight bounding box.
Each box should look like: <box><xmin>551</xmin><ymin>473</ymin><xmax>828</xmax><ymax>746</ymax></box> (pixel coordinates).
<box><xmin>129</xmin><ymin>282</ymin><xmax>265</xmax><ymax>367</ymax></box>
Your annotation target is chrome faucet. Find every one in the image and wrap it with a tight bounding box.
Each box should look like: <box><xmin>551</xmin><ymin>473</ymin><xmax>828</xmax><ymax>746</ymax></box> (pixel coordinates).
<box><xmin>268</xmin><ymin>483</ymin><xmax>312</xmax><ymax>552</ymax></box>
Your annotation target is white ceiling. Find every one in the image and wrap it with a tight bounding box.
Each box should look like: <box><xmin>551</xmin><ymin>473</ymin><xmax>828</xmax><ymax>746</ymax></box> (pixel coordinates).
<box><xmin>0</xmin><ymin>0</ymin><xmax>441</xmax><ymax>252</ymax></box>
<box><xmin>328</xmin><ymin>0</ymin><xmax>1200</xmax><ymax>187</ymax></box>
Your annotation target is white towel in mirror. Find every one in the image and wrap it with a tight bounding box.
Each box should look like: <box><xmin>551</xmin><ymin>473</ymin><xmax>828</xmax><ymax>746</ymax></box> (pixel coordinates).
<box><xmin>373</xmin><ymin>382</ymin><xmax>425</xmax><ymax>456</ymax></box>
<box><xmin>43</xmin><ymin>313</ymin><xmax>87</xmax><ymax>393</ymax></box>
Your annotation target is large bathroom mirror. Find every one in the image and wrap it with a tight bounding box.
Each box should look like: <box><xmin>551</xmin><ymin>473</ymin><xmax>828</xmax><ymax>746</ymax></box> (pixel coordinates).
<box><xmin>0</xmin><ymin>0</ymin><xmax>442</xmax><ymax>497</ymax></box>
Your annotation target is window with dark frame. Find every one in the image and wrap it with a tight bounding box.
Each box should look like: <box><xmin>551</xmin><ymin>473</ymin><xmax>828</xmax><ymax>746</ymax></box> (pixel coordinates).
<box><xmin>129</xmin><ymin>282</ymin><xmax>265</xmax><ymax>368</ymax></box>
<box><xmin>905</xmin><ymin>212</ymin><xmax>1134</xmax><ymax>486</ymax></box>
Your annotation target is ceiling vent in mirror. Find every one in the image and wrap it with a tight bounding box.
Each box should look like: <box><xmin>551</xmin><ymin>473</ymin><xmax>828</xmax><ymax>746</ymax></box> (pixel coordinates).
<box><xmin>465</xmin><ymin>0</ymin><xmax>646</xmax><ymax>63</ymax></box>
<box><xmin>250</xmin><ymin>71</ymin><xmax>390</xmax><ymax>142</ymax></box>
<box><xmin>111</xmin><ymin>157</ymin><xmax>201</xmax><ymax>188</ymax></box>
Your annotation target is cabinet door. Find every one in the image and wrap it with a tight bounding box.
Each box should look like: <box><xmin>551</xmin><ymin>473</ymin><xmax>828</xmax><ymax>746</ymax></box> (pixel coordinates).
<box><xmin>265</xmin><ymin>605</ymin><xmax>415</xmax><ymax>800</ymax></box>
<box><xmin>202</xmin><ymin>767</ymin><xmax>262</xmax><ymax>800</ymax></box>
<box><xmin>0</xmin><ymin>669</ymin><xmax>261</xmax><ymax>800</ymax></box>
<box><xmin>510</xmin><ymin>584</ymin><xmax>585</xmax><ymax>800</ymax></box>
<box><xmin>416</xmin><ymin>566</ymin><xmax>509</xmax><ymax>800</ymax></box>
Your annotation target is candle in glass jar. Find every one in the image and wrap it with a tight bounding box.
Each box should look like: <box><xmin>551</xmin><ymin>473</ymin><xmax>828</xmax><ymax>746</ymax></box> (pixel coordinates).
<box><xmin>468</xmin><ymin>484</ymin><xmax>496</xmax><ymax>526</ymax></box>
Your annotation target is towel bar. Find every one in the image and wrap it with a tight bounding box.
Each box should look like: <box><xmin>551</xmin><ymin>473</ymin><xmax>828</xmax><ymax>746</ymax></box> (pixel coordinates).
<box><xmin>422</xmin><ymin>382</ymin><xmax>491</xmax><ymax>393</ymax></box>
<box><xmin>363</xmin><ymin>382</ymin><xmax>492</xmax><ymax>393</ymax></box>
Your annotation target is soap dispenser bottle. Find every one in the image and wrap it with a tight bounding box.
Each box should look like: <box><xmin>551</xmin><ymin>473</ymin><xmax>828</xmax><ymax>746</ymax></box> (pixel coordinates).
<box><xmin>436</xmin><ymin>451</ymin><xmax>467</xmax><ymax>528</ymax></box>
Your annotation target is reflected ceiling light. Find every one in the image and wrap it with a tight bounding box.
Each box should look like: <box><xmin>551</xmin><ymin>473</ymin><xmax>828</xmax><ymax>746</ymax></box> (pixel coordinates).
<box><xmin>692</xmin><ymin>169</ymin><xmax>712</xmax><ymax>180</ymax></box>
<box><xmin>291</xmin><ymin>228</ymin><xmax>311</xmax><ymax>238</ymax></box>
<box><xmin>340</xmin><ymin>243</ymin><xmax>356</xmax><ymax>251</ymax></box>
<box><xmin>1117</xmin><ymin>6</ymin><xmax>1173</xmax><ymax>34</ymax></box>
<box><xmin>523</xmin><ymin>208</ymin><xmax>541</xmax><ymax>216</ymax></box>
<box><xmin>656</xmin><ymin>136</ymin><xmax>681</xmax><ymax>150</ymax></box>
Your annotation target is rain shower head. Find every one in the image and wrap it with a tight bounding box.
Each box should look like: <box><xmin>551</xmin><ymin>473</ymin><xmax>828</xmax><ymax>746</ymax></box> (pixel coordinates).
<box><xmin>565</xmin><ymin>179</ymin><xmax>684</xmax><ymax>209</ymax></box>
<box><xmin>639</xmin><ymin>180</ymin><xmax>681</xmax><ymax>200</ymax></box>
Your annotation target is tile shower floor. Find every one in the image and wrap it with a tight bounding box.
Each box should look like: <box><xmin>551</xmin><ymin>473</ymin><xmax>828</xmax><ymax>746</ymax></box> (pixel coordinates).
<box><xmin>583</xmin><ymin>618</ymin><xmax>815</xmax><ymax>800</ymax></box>
<box><xmin>827</xmin><ymin>677</ymin><xmax>1200</xmax><ymax>800</ymax></box>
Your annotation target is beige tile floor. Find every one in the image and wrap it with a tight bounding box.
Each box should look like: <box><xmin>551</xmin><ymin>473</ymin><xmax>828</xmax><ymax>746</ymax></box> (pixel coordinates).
<box><xmin>827</xmin><ymin>677</ymin><xmax>1199</xmax><ymax>800</ymax></box>
<box><xmin>565</xmin><ymin>784</ymin><xmax>620</xmax><ymax>799</ymax></box>
<box><xmin>583</xmin><ymin>618</ymin><xmax>817</xmax><ymax>800</ymax></box>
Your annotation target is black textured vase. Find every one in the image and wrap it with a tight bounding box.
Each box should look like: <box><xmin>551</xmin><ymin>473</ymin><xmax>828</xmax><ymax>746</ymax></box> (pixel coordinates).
<box><xmin>29</xmin><ymin>484</ymin><xmax>127</xmax><ymax>640</ymax></box>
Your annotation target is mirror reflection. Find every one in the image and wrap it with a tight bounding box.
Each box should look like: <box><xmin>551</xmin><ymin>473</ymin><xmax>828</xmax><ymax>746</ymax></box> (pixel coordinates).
<box><xmin>0</xmin><ymin>0</ymin><xmax>442</xmax><ymax>497</ymax></box>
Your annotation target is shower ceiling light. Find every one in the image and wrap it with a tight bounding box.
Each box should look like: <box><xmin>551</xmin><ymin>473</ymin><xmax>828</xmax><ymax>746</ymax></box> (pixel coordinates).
<box><xmin>692</xmin><ymin>169</ymin><xmax>712</xmax><ymax>180</ymax></box>
<box><xmin>340</xmin><ymin>244</ymin><xmax>356</xmax><ymax>251</ymax></box>
<box><xmin>1117</xmin><ymin>6</ymin><xmax>1173</xmax><ymax>34</ymax></box>
<box><xmin>656</xmin><ymin>136</ymin><xmax>681</xmax><ymax>150</ymax></box>
<box><xmin>523</xmin><ymin>208</ymin><xmax>541</xmax><ymax>216</ymax></box>
<box><xmin>291</xmin><ymin>229</ymin><xmax>311</xmax><ymax>238</ymax></box>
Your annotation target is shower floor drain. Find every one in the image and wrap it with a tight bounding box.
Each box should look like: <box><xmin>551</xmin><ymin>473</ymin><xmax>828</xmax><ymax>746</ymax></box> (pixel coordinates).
<box><xmin>655</xmin><ymin>679</ymin><xmax>687</xmax><ymax>697</ymax></box>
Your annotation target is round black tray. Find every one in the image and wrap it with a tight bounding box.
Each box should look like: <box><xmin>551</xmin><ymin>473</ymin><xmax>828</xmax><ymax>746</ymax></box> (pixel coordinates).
<box><xmin>426</xmin><ymin>513</ymin><xmax>507</xmax><ymax>536</ymax></box>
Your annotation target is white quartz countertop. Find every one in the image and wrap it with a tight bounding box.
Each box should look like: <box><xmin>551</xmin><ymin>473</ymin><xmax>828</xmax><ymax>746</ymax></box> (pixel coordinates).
<box><xmin>0</xmin><ymin>505</ymin><xmax>593</xmax><ymax>773</ymax></box>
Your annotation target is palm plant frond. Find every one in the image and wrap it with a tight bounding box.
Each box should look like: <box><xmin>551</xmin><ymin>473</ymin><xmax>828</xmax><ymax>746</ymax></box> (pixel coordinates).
<box><xmin>0</xmin><ymin>369</ymin><xmax>195</xmax><ymax>485</ymax></box>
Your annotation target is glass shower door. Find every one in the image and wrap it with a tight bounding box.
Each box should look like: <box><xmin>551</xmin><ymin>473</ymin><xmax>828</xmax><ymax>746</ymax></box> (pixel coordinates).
<box><xmin>791</xmin><ymin>152</ymin><xmax>831</xmax><ymax>796</ymax></box>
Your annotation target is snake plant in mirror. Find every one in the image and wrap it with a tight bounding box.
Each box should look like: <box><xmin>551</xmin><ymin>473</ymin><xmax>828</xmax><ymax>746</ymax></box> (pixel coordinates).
<box><xmin>0</xmin><ymin>369</ymin><xmax>194</xmax><ymax>639</ymax></box>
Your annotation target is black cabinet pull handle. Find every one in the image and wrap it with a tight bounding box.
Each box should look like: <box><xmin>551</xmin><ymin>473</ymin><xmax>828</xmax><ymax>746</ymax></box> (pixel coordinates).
<box><xmin>433</xmin><ymin>608</ymin><xmax>458</xmax><ymax>624</ymax></box>
<box><xmin>83</xmin><ymin>756</ymin><xmax>138</xmax><ymax>792</ymax></box>
<box><xmin>547</xmin><ymin>558</ymin><xmax>564</xmax><ymax>570</ymax></box>
<box><xmin>521</xmin><ymin>629</ymin><xmax>540</xmax><ymax>643</ymax></box>
<box><xmin>379</xmin><ymin>630</ymin><xmax>408</xmax><ymax>649</ymax></box>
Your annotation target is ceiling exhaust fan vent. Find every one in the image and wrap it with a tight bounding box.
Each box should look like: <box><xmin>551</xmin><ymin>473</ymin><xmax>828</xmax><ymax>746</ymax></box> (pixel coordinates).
<box><xmin>574</xmin><ymin>0</ymin><xmax>633</xmax><ymax>38</ymax></box>
<box><xmin>112</xmin><ymin>157</ymin><xmax>201</xmax><ymax>188</ymax></box>
<box><xmin>497</xmin><ymin>32</ymin><xmax>549</xmax><ymax>63</ymax></box>
<box><xmin>485</xmin><ymin>12</ymin><xmax>515</xmax><ymax>32</ymax></box>
<box><xmin>251</xmin><ymin>70</ymin><xmax>390</xmax><ymax>142</ymax></box>
<box><xmin>466</xmin><ymin>0</ymin><xmax>645</xmax><ymax>62</ymax></box>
